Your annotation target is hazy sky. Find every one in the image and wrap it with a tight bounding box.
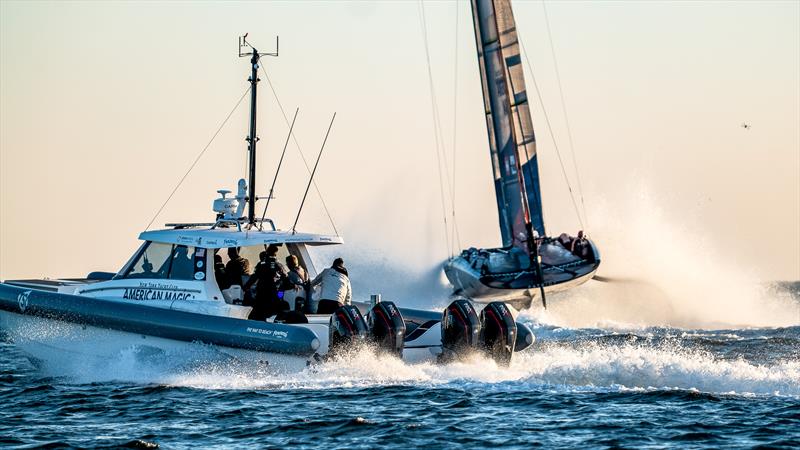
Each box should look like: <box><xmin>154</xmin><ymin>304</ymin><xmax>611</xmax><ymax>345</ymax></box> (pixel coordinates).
<box><xmin>1</xmin><ymin>0</ymin><xmax>798</xmax><ymax>283</ymax></box>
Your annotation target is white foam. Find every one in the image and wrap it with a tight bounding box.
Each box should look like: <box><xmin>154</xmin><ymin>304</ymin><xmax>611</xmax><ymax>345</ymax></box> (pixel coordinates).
<box><xmin>515</xmin><ymin>342</ymin><xmax>800</xmax><ymax>396</ymax></box>
<box><xmin>54</xmin><ymin>339</ymin><xmax>799</xmax><ymax>398</ymax></box>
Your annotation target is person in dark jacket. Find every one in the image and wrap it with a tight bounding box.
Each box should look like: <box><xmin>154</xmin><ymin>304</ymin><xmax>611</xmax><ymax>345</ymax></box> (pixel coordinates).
<box><xmin>225</xmin><ymin>247</ymin><xmax>251</xmax><ymax>288</ymax></box>
<box><xmin>214</xmin><ymin>253</ymin><xmax>230</xmax><ymax>291</ymax></box>
<box><xmin>244</xmin><ymin>245</ymin><xmax>288</xmax><ymax>320</ymax></box>
<box><xmin>570</xmin><ymin>230</ymin><xmax>594</xmax><ymax>262</ymax></box>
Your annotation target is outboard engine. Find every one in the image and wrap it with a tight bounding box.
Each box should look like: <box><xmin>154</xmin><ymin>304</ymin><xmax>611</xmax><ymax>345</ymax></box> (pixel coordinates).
<box><xmin>440</xmin><ymin>299</ymin><xmax>481</xmax><ymax>362</ymax></box>
<box><xmin>479</xmin><ymin>301</ymin><xmax>517</xmax><ymax>366</ymax></box>
<box><xmin>514</xmin><ymin>321</ymin><xmax>535</xmax><ymax>353</ymax></box>
<box><xmin>366</xmin><ymin>301</ymin><xmax>406</xmax><ymax>357</ymax></box>
<box><xmin>328</xmin><ymin>305</ymin><xmax>368</xmax><ymax>357</ymax></box>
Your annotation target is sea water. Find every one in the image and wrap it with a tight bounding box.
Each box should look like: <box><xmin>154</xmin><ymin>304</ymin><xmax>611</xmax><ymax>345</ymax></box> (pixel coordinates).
<box><xmin>1</xmin><ymin>283</ymin><xmax>798</xmax><ymax>449</ymax></box>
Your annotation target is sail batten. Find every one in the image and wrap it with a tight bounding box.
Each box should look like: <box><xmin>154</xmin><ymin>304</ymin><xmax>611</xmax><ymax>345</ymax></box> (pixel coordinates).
<box><xmin>471</xmin><ymin>0</ymin><xmax>545</xmax><ymax>250</ymax></box>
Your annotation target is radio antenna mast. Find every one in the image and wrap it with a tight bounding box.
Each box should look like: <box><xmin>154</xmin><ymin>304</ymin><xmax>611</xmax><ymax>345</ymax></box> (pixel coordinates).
<box><xmin>238</xmin><ymin>34</ymin><xmax>279</xmax><ymax>225</ymax></box>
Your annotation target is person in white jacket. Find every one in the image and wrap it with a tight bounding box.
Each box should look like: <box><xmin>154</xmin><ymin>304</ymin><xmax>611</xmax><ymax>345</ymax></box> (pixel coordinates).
<box><xmin>311</xmin><ymin>257</ymin><xmax>351</xmax><ymax>314</ymax></box>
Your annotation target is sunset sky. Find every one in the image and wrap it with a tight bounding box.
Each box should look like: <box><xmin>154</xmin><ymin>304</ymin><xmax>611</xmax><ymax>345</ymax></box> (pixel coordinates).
<box><xmin>1</xmin><ymin>0</ymin><xmax>798</xmax><ymax>286</ymax></box>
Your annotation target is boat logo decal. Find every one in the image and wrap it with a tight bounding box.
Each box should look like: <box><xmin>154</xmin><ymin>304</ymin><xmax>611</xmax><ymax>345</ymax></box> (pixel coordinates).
<box><xmin>17</xmin><ymin>290</ymin><xmax>31</xmax><ymax>313</ymax></box>
<box><xmin>246</xmin><ymin>327</ymin><xmax>288</xmax><ymax>339</ymax></box>
<box><xmin>123</xmin><ymin>288</ymin><xmax>196</xmax><ymax>301</ymax></box>
<box><xmin>138</xmin><ymin>281</ymin><xmax>179</xmax><ymax>290</ymax></box>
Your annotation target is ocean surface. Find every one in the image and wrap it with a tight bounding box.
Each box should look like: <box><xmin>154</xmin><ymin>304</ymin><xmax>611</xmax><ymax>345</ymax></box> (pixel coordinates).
<box><xmin>1</xmin><ymin>284</ymin><xmax>799</xmax><ymax>449</ymax></box>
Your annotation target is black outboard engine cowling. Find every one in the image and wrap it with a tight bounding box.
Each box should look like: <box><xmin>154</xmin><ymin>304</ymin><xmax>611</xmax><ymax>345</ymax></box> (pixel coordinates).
<box><xmin>479</xmin><ymin>301</ymin><xmax>517</xmax><ymax>366</ymax></box>
<box><xmin>366</xmin><ymin>301</ymin><xmax>406</xmax><ymax>357</ymax></box>
<box><xmin>440</xmin><ymin>299</ymin><xmax>481</xmax><ymax>362</ymax></box>
<box><xmin>328</xmin><ymin>305</ymin><xmax>368</xmax><ymax>357</ymax></box>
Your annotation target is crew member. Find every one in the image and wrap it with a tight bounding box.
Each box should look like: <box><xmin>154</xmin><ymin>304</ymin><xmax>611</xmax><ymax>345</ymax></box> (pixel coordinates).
<box><xmin>169</xmin><ymin>245</ymin><xmax>194</xmax><ymax>280</ymax></box>
<box><xmin>570</xmin><ymin>230</ymin><xmax>593</xmax><ymax>261</ymax></box>
<box><xmin>311</xmin><ymin>257</ymin><xmax>352</xmax><ymax>314</ymax></box>
<box><xmin>245</xmin><ymin>245</ymin><xmax>288</xmax><ymax>320</ymax></box>
<box><xmin>214</xmin><ymin>253</ymin><xmax>229</xmax><ymax>290</ymax></box>
<box><xmin>557</xmin><ymin>233</ymin><xmax>572</xmax><ymax>250</ymax></box>
<box><xmin>225</xmin><ymin>247</ymin><xmax>251</xmax><ymax>287</ymax></box>
<box><xmin>283</xmin><ymin>254</ymin><xmax>310</xmax><ymax>313</ymax></box>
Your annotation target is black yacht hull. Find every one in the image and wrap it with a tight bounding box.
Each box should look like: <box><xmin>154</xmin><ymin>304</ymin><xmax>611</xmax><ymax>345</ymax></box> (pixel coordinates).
<box><xmin>444</xmin><ymin>240</ymin><xmax>601</xmax><ymax>309</ymax></box>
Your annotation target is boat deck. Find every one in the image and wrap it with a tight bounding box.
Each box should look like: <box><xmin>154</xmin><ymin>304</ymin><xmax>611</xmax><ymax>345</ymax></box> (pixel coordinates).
<box><xmin>2</xmin><ymin>278</ymin><xmax>101</xmax><ymax>292</ymax></box>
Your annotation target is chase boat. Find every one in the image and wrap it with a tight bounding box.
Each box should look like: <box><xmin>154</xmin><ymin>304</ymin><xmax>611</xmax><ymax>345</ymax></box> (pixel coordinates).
<box><xmin>0</xmin><ymin>35</ymin><xmax>533</xmax><ymax>372</ymax></box>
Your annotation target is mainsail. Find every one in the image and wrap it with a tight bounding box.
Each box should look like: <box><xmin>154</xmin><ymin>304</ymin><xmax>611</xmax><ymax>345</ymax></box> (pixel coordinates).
<box><xmin>470</xmin><ymin>0</ymin><xmax>545</xmax><ymax>250</ymax></box>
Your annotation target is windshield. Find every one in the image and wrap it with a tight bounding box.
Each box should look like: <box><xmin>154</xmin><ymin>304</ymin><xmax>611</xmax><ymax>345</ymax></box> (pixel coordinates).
<box><xmin>124</xmin><ymin>242</ymin><xmax>203</xmax><ymax>281</ymax></box>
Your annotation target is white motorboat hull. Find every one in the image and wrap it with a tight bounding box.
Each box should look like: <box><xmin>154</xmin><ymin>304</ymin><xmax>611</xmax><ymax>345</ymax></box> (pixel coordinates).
<box><xmin>0</xmin><ymin>282</ymin><xmax>533</xmax><ymax>374</ymax></box>
<box><xmin>0</xmin><ymin>310</ymin><xmax>312</xmax><ymax>374</ymax></box>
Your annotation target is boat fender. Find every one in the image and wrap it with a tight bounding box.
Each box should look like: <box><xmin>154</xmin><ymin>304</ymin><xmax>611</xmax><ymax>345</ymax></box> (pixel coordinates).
<box><xmin>328</xmin><ymin>304</ymin><xmax>368</xmax><ymax>357</ymax></box>
<box><xmin>366</xmin><ymin>301</ymin><xmax>405</xmax><ymax>357</ymax></box>
<box><xmin>479</xmin><ymin>301</ymin><xmax>517</xmax><ymax>366</ymax></box>
<box><xmin>439</xmin><ymin>299</ymin><xmax>481</xmax><ymax>363</ymax></box>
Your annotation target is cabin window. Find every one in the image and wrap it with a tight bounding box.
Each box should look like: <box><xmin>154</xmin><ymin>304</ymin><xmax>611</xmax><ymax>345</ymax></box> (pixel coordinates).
<box><xmin>124</xmin><ymin>242</ymin><xmax>201</xmax><ymax>281</ymax></box>
<box><xmin>215</xmin><ymin>244</ymin><xmax>294</xmax><ymax>273</ymax></box>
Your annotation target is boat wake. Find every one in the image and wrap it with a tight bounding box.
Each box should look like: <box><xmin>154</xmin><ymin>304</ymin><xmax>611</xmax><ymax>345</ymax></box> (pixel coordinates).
<box><xmin>31</xmin><ymin>326</ymin><xmax>797</xmax><ymax>398</ymax></box>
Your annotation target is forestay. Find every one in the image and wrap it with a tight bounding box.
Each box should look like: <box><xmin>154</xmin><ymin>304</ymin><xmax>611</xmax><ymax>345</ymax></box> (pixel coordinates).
<box><xmin>470</xmin><ymin>0</ymin><xmax>545</xmax><ymax>249</ymax></box>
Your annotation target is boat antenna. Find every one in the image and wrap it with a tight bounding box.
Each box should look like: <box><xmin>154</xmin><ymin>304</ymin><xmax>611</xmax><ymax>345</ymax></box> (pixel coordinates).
<box><xmin>259</xmin><ymin>107</ymin><xmax>300</xmax><ymax>230</ymax></box>
<box><xmin>291</xmin><ymin>113</ymin><xmax>336</xmax><ymax>234</ymax></box>
<box><xmin>239</xmin><ymin>33</ymin><xmax>279</xmax><ymax>225</ymax></box>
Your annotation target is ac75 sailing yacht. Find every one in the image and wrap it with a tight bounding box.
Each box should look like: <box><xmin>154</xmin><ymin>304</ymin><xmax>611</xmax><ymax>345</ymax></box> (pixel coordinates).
<box><xmin>444</xmin><ymin>0</ymin><xmax>601</xmax><ymax>309</ymax></box>
<box><xmin>0</xmin><ymin>35</ymin><xmax>534</xmax><ymax>372</ymax></box>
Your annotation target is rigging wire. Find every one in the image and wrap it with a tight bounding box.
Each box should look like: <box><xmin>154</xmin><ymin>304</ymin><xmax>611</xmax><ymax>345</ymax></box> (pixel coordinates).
<box><xmin>518</xmin><ymin>34</ymin><xmax>585</xmax><ymax>230</ymax></box>
<box><xmin>259</xmin><ymin>107</ymin><xmax>300</xmax><ymax>229</ymax></box>
<box><xmin>259</xmin><ymin>65</ymin><xmax>340</xmax><ymax>236</ymax></box>
<box><xmin>542</xmin><ymin>0</ymin><xmax>589</xmax><ymax>229</ymax></box>
<box><xmin>450</xmin><ymin>0</ymin><xmax>462</xmax><ymax>251</ymax></box>
<box><xmin>292</xmin><ymin>113</ymin><xmax>337</xmax><ymax>234</ymax></box>
<box><xmin>418</xmin><ymin>0</ymin><xmax>457</xmax><ymax>258</ymax></box>
<box><xmin>145</xmin><ymin>87</ymin><xmax>251</xmax><ymax>231</ymax></box>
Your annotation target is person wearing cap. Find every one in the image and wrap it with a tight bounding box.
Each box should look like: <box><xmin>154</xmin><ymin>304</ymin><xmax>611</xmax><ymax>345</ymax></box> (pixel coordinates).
<box><xmin>311</xmin><ymin>257</ymin><xmax>352</xmax><ymax>314</ymax></box>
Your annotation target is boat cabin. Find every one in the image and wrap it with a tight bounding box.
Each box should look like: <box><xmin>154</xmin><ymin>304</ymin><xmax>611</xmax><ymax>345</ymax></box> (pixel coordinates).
<box><xmin>54</xmin><ymin>226</ymin><xmax>344</xmax><ymax>319</ymax></box>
